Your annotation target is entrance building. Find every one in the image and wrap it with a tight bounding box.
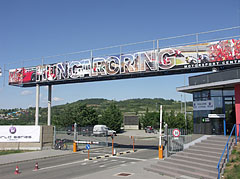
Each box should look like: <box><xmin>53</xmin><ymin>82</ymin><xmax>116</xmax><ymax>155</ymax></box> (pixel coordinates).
<box><xmin>177</xmin><ymin>67</ymin><xmax>240</xmax><ymax>135</ymax></box>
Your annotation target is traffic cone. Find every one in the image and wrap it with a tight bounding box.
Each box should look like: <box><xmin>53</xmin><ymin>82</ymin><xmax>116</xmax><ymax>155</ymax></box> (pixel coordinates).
<box><xmin>34</xmin><ymin>162</ymin><xmax>39</xmax><ymax>170</ymax></box>
<box><xmin>14</xmin><ymin>165</ymin><xmax>20</xmax><ymax>174</ymax></box>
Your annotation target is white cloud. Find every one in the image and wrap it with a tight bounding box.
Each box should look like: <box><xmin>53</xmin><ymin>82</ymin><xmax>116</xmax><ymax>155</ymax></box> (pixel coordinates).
<box><xmin>53</xmin><ymin>97</ymin><xmax>64</xmax><ymax>102</ymax></box>
<box><xmin>21</xmin><ymin>90</ymin><xmax>33</xmax><ymax>96</ymax></box>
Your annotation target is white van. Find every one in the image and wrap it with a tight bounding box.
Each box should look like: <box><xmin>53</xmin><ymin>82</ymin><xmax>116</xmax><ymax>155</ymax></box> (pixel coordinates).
<box><xmin>93</xmin><ymin>125</ymin><xmax>116</xmax><ymax>136</ymax></box>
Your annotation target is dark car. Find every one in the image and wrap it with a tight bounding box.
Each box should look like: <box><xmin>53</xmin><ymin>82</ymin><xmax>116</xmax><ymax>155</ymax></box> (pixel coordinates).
<box><xmin>145</xmin><ymin>126</ymin><xmax>154</xmax><ymax>133</ymax></box>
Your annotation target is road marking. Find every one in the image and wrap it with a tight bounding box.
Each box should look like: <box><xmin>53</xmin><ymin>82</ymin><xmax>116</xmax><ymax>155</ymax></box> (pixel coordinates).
<box><xmin>111</xmin><ymin>159</ymin><xmax>117</xmax><ymax>162</ymax></box>
<box><xmin>113</xmin><ymin>156</ymin><xmax>146</xmax><ymax>161</ymax></box>
<box><xmin>131</xmin><ymin>162</ymin><xmax>136</xmax><ymax>164</ymax></box>
<box><xmin>81</xmin><ymin>163</ymin><xmax>87</xmax><ymax>165</ymax></box>
<box><xmin>33</xmin><ymin>160</ymin><xmax>85</xmax><ymax>171</ymax></box>
<box><xmin>93</xmin><ymin>161</ymin><xmax>98</xmax><ymax>163</ymax></box>
<box><xmin>120</xmin><ymin>164</ymin><xmax>127</xmax><ymax>166</ymax></box>
<box><xmin>99</xmin><ymin>165</ymin><xmax>105</xmax><ymax>167</ymax></box>
<box><xmin>103</xmin><ymin>159</ymin><xmax>108</xmax><ymax>161</ymax></box>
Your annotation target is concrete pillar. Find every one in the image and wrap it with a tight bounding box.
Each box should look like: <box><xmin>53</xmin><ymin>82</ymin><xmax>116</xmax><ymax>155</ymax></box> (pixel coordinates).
<box><xmin>35</xmin><ymin>84</ymin><xmax>40</xmax><ymax>126</ymax></box>
<box><xmin>48</xmin><ymin>85</ymin><xmax>52</xmax><ymax>126</ymax></box>
<box><xmin>234</xmin><ymin>84</ymin><xmax>240</xmax><ymax>136</ymax></box>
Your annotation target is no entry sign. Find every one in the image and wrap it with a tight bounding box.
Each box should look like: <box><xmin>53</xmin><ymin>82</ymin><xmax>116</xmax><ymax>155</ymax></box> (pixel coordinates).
<box><xmin>172</xmin><ymin>129</ymin><xmax>180</xmax><ymax>137</ymax></box>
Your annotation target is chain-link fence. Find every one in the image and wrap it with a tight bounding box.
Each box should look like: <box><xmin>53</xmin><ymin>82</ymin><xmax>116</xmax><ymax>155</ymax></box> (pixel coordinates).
<box><xmin>54</xmin><ymin>125</ymin><xmax>112</xmax><ymax>151</ymax></box>
<box><xmin>165</xmin><ymin>128</ymin><xmax>192</xmax><ymax>156</ymax></box>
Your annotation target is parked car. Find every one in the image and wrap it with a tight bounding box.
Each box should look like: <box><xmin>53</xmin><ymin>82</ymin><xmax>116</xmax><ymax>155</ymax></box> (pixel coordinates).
<box><xmin>93</xmin><ymin>125</ymin><xmax>116</xmax><ymax>137</ymax></box>
<box><xmin>145</xmin><ymin>126</ymin><xmax>157</xmax><ymax>133</ymax></box>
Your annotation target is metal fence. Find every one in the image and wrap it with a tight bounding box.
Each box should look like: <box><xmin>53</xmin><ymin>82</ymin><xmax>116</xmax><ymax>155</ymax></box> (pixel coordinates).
<box><xmin>54</xmin><ymin>125</ymin><xmax>110</xmax><ymax>151</ymax></box>
<box><xmin>166</xmin><ymin>128</ymin><xmax>192</xmax><ymax>156</ymax></box>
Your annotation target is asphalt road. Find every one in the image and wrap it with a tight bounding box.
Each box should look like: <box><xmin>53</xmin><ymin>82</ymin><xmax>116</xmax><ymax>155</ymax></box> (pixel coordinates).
<box><xmin>0</xmin><ymin>146</ymin><xmax>158</xmax><ymax>179</ymax></box>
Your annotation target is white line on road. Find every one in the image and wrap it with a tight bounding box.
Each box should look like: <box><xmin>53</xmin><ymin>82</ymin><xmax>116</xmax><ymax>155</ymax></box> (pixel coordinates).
<box><xmin>93</xmin><ymin>161</ymin><xmax>98</xmax><ymax>163</ymax></box>
<box><xmin>81</xmin><ymin>163</ymin><xmax>87</xmax><ymax>165</ymax></box>
<box><xmin>113</xmin><ymin>156</ymin><xmax>146</xmax><ymax>161</ymax></box>
<box><xmin>99</xmin><ymin>165</ymin><xmax>105</xmax><ymax>167</ymax></box>
<box><xmin>120</xmin><ymin>164</ymin><xmax>127</xmax><ymax>166</ymax></box>
<box><xmin>33</xmin><ymin>160</ymin><xmax>86</xmax><ymax>171</ymax></box>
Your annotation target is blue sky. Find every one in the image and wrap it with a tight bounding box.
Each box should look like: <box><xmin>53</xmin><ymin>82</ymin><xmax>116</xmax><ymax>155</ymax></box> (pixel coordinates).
<box><xmin>0</xmin><ymin>0</ymin><xmax>240</xmax><ymax>109</ymax></box>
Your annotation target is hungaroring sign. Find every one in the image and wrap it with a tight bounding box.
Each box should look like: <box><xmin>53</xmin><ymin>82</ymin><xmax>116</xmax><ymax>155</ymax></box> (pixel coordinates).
<box><xmin>9</xmin><ymin>39</ymin><xmax>240</xmax><ymax>87</ymax></box>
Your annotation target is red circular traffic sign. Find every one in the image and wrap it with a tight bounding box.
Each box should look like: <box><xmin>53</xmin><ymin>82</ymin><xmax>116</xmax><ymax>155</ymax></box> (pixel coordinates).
<box><xmin>172</xmin><ymin>129</ymin><xmax>180</xmax><ymax>137</ymax></box>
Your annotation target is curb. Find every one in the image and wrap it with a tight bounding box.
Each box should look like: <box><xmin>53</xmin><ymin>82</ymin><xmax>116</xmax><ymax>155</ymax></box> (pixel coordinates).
<box><xmin>0</xmin><ymin>151</ymin><xmax>81</xmax><ymax>166</ymax></box>
<box><xmin>86</xmin><ymin>150</ymin><xmax>137</xmax><ymax>161</ymax></box>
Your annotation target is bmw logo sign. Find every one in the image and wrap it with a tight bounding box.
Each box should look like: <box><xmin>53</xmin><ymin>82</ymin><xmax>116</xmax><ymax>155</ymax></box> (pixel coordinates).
<box><xmin>9</xmin><ymin>126</ymin><xmax>16</xmax><ymax>134</ymax></box>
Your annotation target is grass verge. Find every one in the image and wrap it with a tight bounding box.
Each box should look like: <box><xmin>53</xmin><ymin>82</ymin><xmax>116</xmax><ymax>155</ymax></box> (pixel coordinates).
<box><xmin>0</xmin><ymin>150</ymin><xmax>27</xmax><ymax>156</ymax></box>
<box><xmin>223</xmin><ymin>144</ymin><xmax>240</xmax><ymax>179</ymax></box>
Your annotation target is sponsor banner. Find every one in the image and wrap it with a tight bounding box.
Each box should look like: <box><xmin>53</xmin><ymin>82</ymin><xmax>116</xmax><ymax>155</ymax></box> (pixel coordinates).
<box><xmin>9</xmin><ymin>39</ymin><xmax>240</xmax><ymax>86</ymax></box>
<box><xmin>193</xmin><ymin>100</ymin><xmax>214</xmax><ymax>111</ymax></box>
<box><xmin>0</xmin><ymin>126</ymin><xmax>40</xmax><ymax>142</ymax></box>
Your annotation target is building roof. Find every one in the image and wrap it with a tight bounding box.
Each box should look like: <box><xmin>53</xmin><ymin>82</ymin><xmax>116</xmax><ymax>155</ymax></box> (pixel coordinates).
<box><xmin>177</xmin><ymin>67</ymin><xmax>240</xmax><ymax>93</ymax></box>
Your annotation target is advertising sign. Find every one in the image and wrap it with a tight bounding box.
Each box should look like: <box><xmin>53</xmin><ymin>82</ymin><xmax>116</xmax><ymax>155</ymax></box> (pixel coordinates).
<box><xmin>9</xmin><ymin>39</ymin><xmax>240</xmax><ymax>87</ymax></box>
<box><xmin>208</xmin><ymin>114</ymin><xmax>225</xmax><ymax>118</ymax></box>
<box><xmin>193</xmin><ymin>100</ymin><xmax>214</xmax><ymax>111</ymax></box>
<box><xmin>0</xmin><ymin>126</ymin><xmax>40</xmax><ymax>142</ymax></box>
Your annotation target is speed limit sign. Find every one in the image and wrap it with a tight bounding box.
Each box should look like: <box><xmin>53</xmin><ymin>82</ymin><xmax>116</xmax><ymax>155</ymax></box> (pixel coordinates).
<box><xmin>172</xmin><ymin>129</ymin><xmax>180</xmax><ymax>137</ymax></box>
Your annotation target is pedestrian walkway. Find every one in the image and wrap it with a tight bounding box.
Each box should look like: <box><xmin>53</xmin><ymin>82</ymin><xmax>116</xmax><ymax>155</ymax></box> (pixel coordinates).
<box><xmin>0</xmin><ymin>149</ymin><xmax>74</xmax><ymax>165</ymax></box>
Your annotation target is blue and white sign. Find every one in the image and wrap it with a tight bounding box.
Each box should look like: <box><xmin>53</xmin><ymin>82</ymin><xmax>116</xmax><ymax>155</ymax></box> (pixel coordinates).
<box><xmin>193</xmin><ymin>100</ymin><xmax>214</xmax><ymax>111</ymax></box>
<box><xmin>86</xmin><ymin>144</ymin><xmax>90</xmax><ymax>150</ymax></box>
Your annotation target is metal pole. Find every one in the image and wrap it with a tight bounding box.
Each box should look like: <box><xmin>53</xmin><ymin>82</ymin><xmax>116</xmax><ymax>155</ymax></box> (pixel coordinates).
<box><xmin>184</xmin><ymin>76</ymin><xmax>187</xmax><ymax>128</ymax></box>
<box><xmin>159</xmin><ymin>105</ymin><xmax>163</xmax><ymax>159</ymax></box>
<box><xmin>90</xmin><ymin>50</ymin><xmax>93</xmax><ymax>77</ymax></box>
<box><xmin>47</xmin><ymin>85</ymin><xmax>52</xmax><ymax>126</ymax></box>
<box><xmin>119</xmin><ymin>46</ymin><xmax>122</xmax><ymax>74</ymax></box>
<box><xmin>74</xmin><ymin>122</ymin><xmax>77</xmax><ymax>141</ymax></box>
<box><xmin>156</xmin><ymin>40</ymin><xmax>159</xmax><ymax>71</ymax></box>
<box><xmin>196</xmin><ymin>33</ymin><xmax>199</xmax><ymax>57</ymax></box>
<box><xmin>239</xmin><ymin>124</ymin><xmax>240</xmax><ymax>142</ymax></box>
<box><xmin>164</xmin><ymin>123</ymin><xmax>168</xmax><ymax>158</ymax></box>
<box><xmin>35</xmin><ymin>84</ymin><xmax>40</xmax><ymax>125</ymax></box>
<box><xmin>106</xmin><ymin>131</ymin><xmax>108</xmax><ymax>147</ymax></box>
<box><xmin>112</xmin><ymin>136</ymin><xmax>114</xmax><ymax>155</ymax></box>
<box><xmin>181</xmin><ymin>94</ymin><xmax>183</xmax><ymax>113</ymax></box>
<box><xmin>53</xmin><ymin>126</ymin><xmax>56</xmax><ymax>148</ymax></box>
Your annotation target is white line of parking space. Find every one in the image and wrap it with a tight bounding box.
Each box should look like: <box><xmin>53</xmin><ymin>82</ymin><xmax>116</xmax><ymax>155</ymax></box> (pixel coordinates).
<box><xmin>33</xmin><ymin>160</ymin><xmax>86</xmax><ymax>171</ymax></box>
<box><xmin>112</xmin><ymin>156</ymin><xmax>146</xmax><ymax>161</ymax></box>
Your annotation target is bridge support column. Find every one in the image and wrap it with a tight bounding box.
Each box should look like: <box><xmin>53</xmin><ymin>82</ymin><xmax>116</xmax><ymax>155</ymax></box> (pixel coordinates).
<box><xmin>35</xmin><ymin>84</ymin><xmax>40</xmax><ymax>126</ymax></box>
<box><xmin>48</xmin><ymin>85</ymin><xmax>52</xmax><ymax>126</ymax></box>
<box><xmin>235</xmin><ymin>84</ymin><xmax>240</xmax><ymax>136</ymax></box>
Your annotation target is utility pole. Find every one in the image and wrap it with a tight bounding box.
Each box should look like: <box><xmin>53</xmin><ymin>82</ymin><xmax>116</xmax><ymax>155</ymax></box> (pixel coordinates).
<box><xmin>184</xmin><ymin>75</ymin><xmax>187</xmax><ymax>128</ymax></box>
<box><xmin>159</xmin><ymin>105</ymin><xmax>163</xmax><ymax>159</ymax></box>
<box><xmin>181</xmin><ymin>94</ymin><xmax>183</xmax><ymax>113</ymax></box>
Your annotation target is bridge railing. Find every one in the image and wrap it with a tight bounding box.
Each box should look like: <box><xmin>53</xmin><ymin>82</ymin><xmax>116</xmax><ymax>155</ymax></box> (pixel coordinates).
<box><xmin>1</xmin><ymin>26</ymin><xmax>240</xmax><ymax>87</ymax></box>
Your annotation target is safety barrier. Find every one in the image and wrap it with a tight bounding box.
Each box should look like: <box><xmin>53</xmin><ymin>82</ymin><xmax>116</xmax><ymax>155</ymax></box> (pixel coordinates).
<box><xmin>217</xmin><ymin>124</ymin><xmax>238</xmax><ymax>179</ymax></box>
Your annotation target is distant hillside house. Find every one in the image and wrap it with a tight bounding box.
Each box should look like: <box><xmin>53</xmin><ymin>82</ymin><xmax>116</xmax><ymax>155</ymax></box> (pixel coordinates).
<box><xmin>124</xmin><ymin>115</ymin><xmax>139</xmax><ymax>130</ymax></box>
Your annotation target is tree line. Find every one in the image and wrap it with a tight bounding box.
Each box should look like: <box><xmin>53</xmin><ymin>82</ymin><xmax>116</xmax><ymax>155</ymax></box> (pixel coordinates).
<box><xmin>0</xmin><ymin>103</ymin><xmax>193</xmax><ymax>132</ymax></box>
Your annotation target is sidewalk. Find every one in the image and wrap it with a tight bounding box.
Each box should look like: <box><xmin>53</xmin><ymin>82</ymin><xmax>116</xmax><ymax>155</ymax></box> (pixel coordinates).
<box><xmin>0</xmin><ymin>149</ymin><xmax>74</xmax><ymax>165</ymax></box>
